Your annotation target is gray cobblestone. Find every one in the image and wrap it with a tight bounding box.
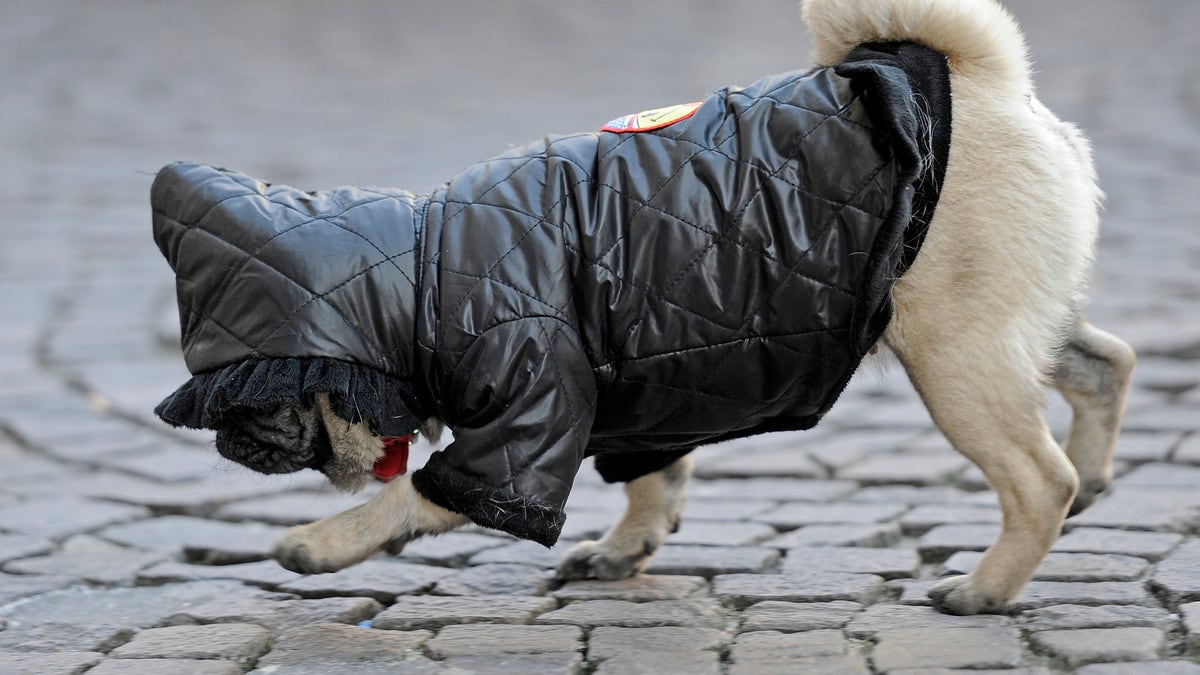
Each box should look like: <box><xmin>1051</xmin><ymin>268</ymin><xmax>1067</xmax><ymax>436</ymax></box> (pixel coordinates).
<box><xmin>1175</xmin><ymin>434</ymin><xmax>1200</xmax><ymax>465</ymax></box>
<box><xmin>0</xmin><ymin>651</ymin><xmax>104</xmax><ymax>675</ymax></box>
<box><xmin>397</xmin><ymin>532</ymin><xmax>510</xmax><ymax>565</ymax></box>
<box><xmin>89</xmin><ymin>660</ymin><xmax>242</xmax><ymax>675</ymax></box>
<box><xmin>444</xmin><ymin>653</ymin><xmax>584</xmax><ymax>675</ymax></box>
<box><xmin>107</xmin><ymin>623</ymin><xmax>270</xmax><ymax>665</ymax></box>
<box><xmin>1149</xmin><ymin>539</ymin><xmax>1200</xmax><ymax>603</ymax></box>
<box><xmin>136</xmin><ymin>559</ymin><xmax>302</xmax><ymax>589</ymax></box>
<box><xmin>712</xmin><ymin>572</ymin><xmax>885</xmax><ymax>607</ymax></box>
<box><xmin>213</xmin><ymin>491</ymin><xmax>370</xmax><ymax>526</ymax></box>
<box><xmin>844</xmin><ymin>604</ymin><xmax>1012</xmax><ymax>638</ymax></box>
<box><xmin>763</xmin><ymin>523</ymin><xmax>901</xmax><ymax>548</ymax></box>
<box><xmin>738</xmin><ymin>600</ymin><xmax>862</xmax><ymax>633</ymax></box>
<box><xmin>1182</xmin><ymin>602</ymin><xmax>1200</xmax><ymax>653</ymax></box>
<box><xmin>1075</xmin><ymin>663</ymin><xmax>1200</xmax><ymax>675</ymax></box>
<box><xmin>837</xmin><ymin>452</ymin><xmax>968</xmax><ymax>484</ymax></box>
<box><xmin>872</xmin><ymin>627</ymin><xmax>1023</xmax><ymax>671</ymax></box>
<box><xmin>97</xmin><ymin>515</ymin><xmax>285</xmax><ymax>564</ymax></box>
<box><xmin>1021</xmin><ymin>604</ymin><xmax>1174</xmax><ymax>632</ymax></box>
<box><xmin>917</xmin><ymin>524</ymin><xmax>1001</xmax><ymax>560</ymax></box>
<box><xmin>0</xmin><ymin>534</ymin><xmax>55</xmax><ymax>563</ymax></box>
<box><xmin>730</xmin><ymin>630</ymin><xmax>848</xmax><ymax>660</ymax></box>
<box><xmin>535</xmin><ymin>598</ymin><xmax>724</xmax><ymax>628</ymax></box>
<box><xmin>166</xmin><ymin>594</ymin><xmax>383</xmax><ymax>633</ymax></box>
<box><xmin>468</xmin><ymin>540</ymin><xmax>562</xmax><ymax>568</ymax></box>
<box><xmin>371</xmin><ymin>596</ymin><xmax>556</xmax><ymax>630</ymax></box>
<box><xmin>279</xmin><ymin>560</ymin><xmax>452</xmax><ymax>602</ymax></box>
<box><xmin>552</xmin><ymin>575</ymin><xmax>707</xmax><ymax>601</ymax></box>
<box><xmin>425</xmin><ymin>624</ymin><xmax>581</xmax><ymax>657</ymax></box>
<box><xmin>1053</xmin><ymin>527</ymin><xmax>1184</xmax><ymax>560</ymax></box>
<box><xmin>0</xmin><ymin>496</ymin><xmax>149</xmax><ymax>539</ymax></box>
<box><xmin>781</xmin><ymin>546</ymin><xmax>919</xmax><ymax>578</ymax></box>
<box><xmin>643</xmin><ymin>544</ymin><xmax>780</xmax><ymax>577</ymax></box>
<box><xmin>899</xmin><ymin>504</ymin><xmax>1002</xmax><ymax>534</ymax></box>
<box><xmin>1012</xmin><ymin>582</ymin><xmax>1156</xmax><ymax>611</ymax></box>
<box><xmin>1032</xmin><ymin>627</ymin><xmax>1166</xmax><ymax>668</ymax></box>
<box><xmin>666</xmin><ymin>520</ymin><xmax>777</xmax><ymax>546</ymax></box>
<box><xmin>754</xmin><ymin>501</ymin><xmax>908</xmax><ymax>529</ymax></box>
<box><xmin>587</xmin><ymin>626</ymin><xmax>730</xmax><ymax>660</ymax></box>
<box><xmin>432</xmin><ymin>562</ymin><xmax>552</xmax><ymax>596</ymax></box>
<box><xmin>253</xmin><ymin>623</ymin><xmax>432</xmax><ymax>672</ymax></box>
<box><xmin>942</xmin><ymin>551</ymin><xmax>1149</xmax><ymax>582</ymax></box>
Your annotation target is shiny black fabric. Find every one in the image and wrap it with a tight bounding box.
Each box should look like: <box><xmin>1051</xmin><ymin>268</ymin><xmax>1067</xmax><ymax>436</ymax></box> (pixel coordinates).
<box><xmin>154</xmin><ymin>43</ymin><xmax>951</xmax><ymax>546</ymax></box>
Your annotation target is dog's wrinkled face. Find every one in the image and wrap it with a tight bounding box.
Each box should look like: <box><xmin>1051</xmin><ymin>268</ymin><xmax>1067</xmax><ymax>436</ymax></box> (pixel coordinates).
<box><xmin>216</xmin><ymin>393</ymin><xmax>386</xmax><ymax>492</ymax></box>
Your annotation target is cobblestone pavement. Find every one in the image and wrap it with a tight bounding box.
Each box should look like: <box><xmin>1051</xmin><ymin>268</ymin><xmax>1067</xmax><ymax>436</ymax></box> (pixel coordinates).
<box><xmin>2</xmin><ymin>1</ymin><xmax>1199</xmax><ymax>673</ymax></box>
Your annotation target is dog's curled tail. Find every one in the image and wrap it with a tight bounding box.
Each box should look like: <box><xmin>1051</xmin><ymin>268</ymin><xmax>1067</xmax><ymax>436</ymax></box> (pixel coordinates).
<box><xmin>802</xmin><ymin>0</ymin><xmax>1031</xmax><ymax>91</ymax></box>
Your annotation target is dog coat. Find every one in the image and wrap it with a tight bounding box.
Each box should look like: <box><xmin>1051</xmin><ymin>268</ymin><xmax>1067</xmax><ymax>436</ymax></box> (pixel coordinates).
<box><xmin>153</xmin><ymin>42</ymin><xmax>950</xmax><ymax>545</ymax></box>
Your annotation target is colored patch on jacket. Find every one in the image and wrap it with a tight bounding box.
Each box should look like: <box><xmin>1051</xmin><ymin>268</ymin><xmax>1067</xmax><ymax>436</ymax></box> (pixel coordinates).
<box><xmin>601</xmin><ymin>102</ymin><xmax>701</xmax><ymax>133</ymax></box>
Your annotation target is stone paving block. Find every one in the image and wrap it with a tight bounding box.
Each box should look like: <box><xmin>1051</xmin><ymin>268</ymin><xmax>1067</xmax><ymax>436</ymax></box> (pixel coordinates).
<box><xmin>0</xmin><ymin>651</ymin><xmax>104</xmax><ymax>675</ymax></box>
<box><xmin>214</xmin><ymin>491</ymin><xmax>370</xmax><ymax>526</ymax></box>
<box><xmin>371</xmin><ymin>595</ymin><xmax>556</xmax><ymax>630</ymax></box>
<box><xmin>88</xmin><ymin>659</ymin><xmax>242</xmax><ymax>675</ymax></box>
<box><xmin>3</xmin><ymin>534</ymin><xmax>169</xmax><ymax>585</ymax></box>
<box><xmin>0</xmin><ymin>581</ymin><xmax>266</xmax><ymax>652</ymax></box>
<box><xmin>872</xmin><ymin>627</ymin><xmax>1023</xmax><ymax>671</ymax></box>
<box><xmin>278</xmin><ymin>559</ymin><xmax>452</xmax><ymax>602</ymax></box>
<box><xmin>1113</xmin><ymin>432</ymin><xmax>1185</xmax><ymax>463</ymax></box>
<box><xmin>738</xmin><ymin>600</ymin><xmax>862</xmax><ymax>633</ymax></box>
<box><xmin>97</xmin><ymin>515</ymin><xmax>285</xmax><ymax>564</ymax></box>
<box><xmin>468</xmin><ymin>540</ymin><xmax>563</xmax><ymax>568</ymax></box>
<box><xmin>781</xmin><ymin>546</ymin><xmax>919</xmax><ymax>579</ymax></box>
<box><xmin>844</xmin><ymin>485</ymin><xmax>976</xmax><ymax>505</ymax></box>
<box><xmin>96</xmin><ymin>445</ymin><xmax>220</xmax><ymax>483</ymax></box>
<box><xmin>0</xmin><ymin>533</ymin><xmax>55</xmax><ymax>563</ymax></box>
<box><xmin>754</xmin><ymin>502</ymin><xmax>908</xmax><ymax>529</ymax></box>
<box><xmin>0</xmin><ymin>572</ymin><xmax>75</xmax><ymax>606</ymax></box>
<box><xmin>844</xmin><ymin>604</ymin><xmax>1012</xmax><ymax>638</ymax></box>
<box><xmin>594</xmin><ymin>651</ymin><xmax>719</xmax><ymax>675</ymax></box>
<box><xmin>695</xmin><ymin>446</ymin><xmax>823</xmax><ymax>479</ymax></box>
<box><xmin>552</xmin><ymin>575</ymin><xmax>707</xmax><ymax>601</ymax></box>
<box><xmin>1183</xmin><ymin>602</ymin><xmax>1200</xmax><ymax>653</ymax></box>
<box><xmin>727</xmin><ymin>655</ymin><xmax>871</xmax><ymax>675</ymax></box>
<box><xmin>1122</xmin><ymin>405</ymin><xmax>1200</xmax><ymax>433</ymax></box>
<box><xmin>682</xmin><ymin>498</ymin><xmax>776</xmax><ymax>521</ymax></box>
<box><xmin>253</xmin><ymin>623</ymin><xmax>432</xmax><ymax>671</ymax></box>
<box><xmin>1021</xmin><ymin>604</ymin><xmax>1174</xmax><ymax>632</ymax></box>
<box><xmin>587</xmin><ymin>626</ymin><xmax>730</xmax><ymax>660</ymax></box>
<box><xmin>643</xmin><ymin>544</ymin><xmax>780</xmax><ymax>577</ymax></box>
<box><xmin>763</xmin><ymin>523</ymin><xmax>901</xmax><ymax>549</ymax></box>
<box><xmin>1118</xmin><ymin>463</ymin><xmax>1200</xmax><ymax>488</ymax></box>
<box><xmin>136</xmin><ymin>559</ymin><xmax>302</xmax><ymax>589</ymax></box>
<box><xmin>425</xmin><ymin>623</ymin><xmax>582</xmax><ymax>657</ymax></box>
<box><xmin>397</xmin><ymin>531</ymin><xmax>509</xmax><ymax>565</ymax></box>
<box><xmin>1012</xmin><ymin>581</ymin><xmax>1156</xmax><ymax>611</ymax></box>
<box><xmin>1149</xmin><ymin>539</ymin><xmax>1200</xmax><ymax>603</ymax></box>
<box><xmin>805</xmin><ymin>429</ymin><xmax>920</xmax><ymax>470</ymax></box>
<box><xmin>1032</xmin><ymin>627</ymin><xmax>1166</xmax><ymax>668</ymax></box>
<box><xmin>431</xmin><ymin>562</ymin><xmax>552</xmax><ymax>596</ymax></box>
<box><xmin>1176</xmin><ymin>434</ymin><xmax>1200</xmax><ymax>465</ymax></box>
<box><xmin>899</xmin><ymin>504</ymin><xmax>1003</xmax><ymax>534</ymax></box>
<box><xmin>444</xmin><ymin>653</ymin><xmax>584</xmax><ymax>675</ymax></box>
<box><xmin>889</xmin><ymin>578</ymin><xmax>942</xmax><ymax>606</ymax></box>
<box><xmin>167</xmin><ymin>595</ymin><xmax>382</xmax><ymax>633</ymax></box>
<box><xmin>1068</xmin><ymin>489</ymin><xmax>1200</xmax><ymax>532</ymax></box>
<box><xmin>108</xmin><ymin>623</ymin><xmax>270</xmax><ymax>665</ymax></box>
<box><xmin>917</xmin><ymin>524</ymin><xmax>1000</xmax><ymax>560</ymax></box>
<box><xmin>665</xmin><ymin>519</ymin><xmax>777</xmax><ymax>546</ymax></box>
<box><xmin>837</xmin><ymin>452</ymin><xmax>967</xmax><ymax>485</ymax></box>
<box><xmin>689</xmin><ymin>478</ymin><xmax>857</xmax><ymax>502</ymax></box>
<box><xmin>1053</xmin><ymin>527</ymin><xmax>1184</xmax><ymax>560</ymax></box>
<box><xmin>712</xmin><ymin>572</ymin><xmax>885</xmax><ymax>607</ymax></box>
<box><xmin>535</xmin><ymin>598</ymin><xmax>724</xmax><ymax>628</ymax></box>
<box><xmin>942</xmin><ymin>551</ymin><xmax>1149</xmax><ymax>582</ymax></box>
<box><xmin>0</xmin><ymin>496</ymin><xmax>149</xmax><ymax>539</ymax></box>
<box><xmin>556</xmin><ymin>509</ymin><xmax>619</xmax><ymax>540</ymax></box>
<box><xmin>1075</xmin><ymin>662</ymin><xmax>1200</xmax><ymax>675</ymax></box>
<box><xmin>730</xmin><ymin>629</ymin><xmax>848</xmax><ymax>661</ymax></box>
<box><xmin>886</xmin><ymin>669</ymin><xmax>1054</xmax><ymax>675</ymax></box>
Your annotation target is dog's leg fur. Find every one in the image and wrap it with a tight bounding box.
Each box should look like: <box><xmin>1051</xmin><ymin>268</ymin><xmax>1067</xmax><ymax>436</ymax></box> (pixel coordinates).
<box><xmin>272</xmin><ymin>475</ymin><xmax>468</xmax><ymax>574</ymax></box>
<box><xmin>1053</xmin><ymin>322</ymin><xmax>1136</xmax><ymax>515</ymax></box>
<box><xmin>556</xmin><ymin>455</ymin><xmax>691</xmax><ymax>580</ymax></box>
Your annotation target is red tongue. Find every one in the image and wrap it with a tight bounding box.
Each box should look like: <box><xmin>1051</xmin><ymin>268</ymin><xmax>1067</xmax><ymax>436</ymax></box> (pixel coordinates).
<box><xmin>373</xmin><ymin>434</ymin><xmax>413</xmax><ymax>483</ymax></box>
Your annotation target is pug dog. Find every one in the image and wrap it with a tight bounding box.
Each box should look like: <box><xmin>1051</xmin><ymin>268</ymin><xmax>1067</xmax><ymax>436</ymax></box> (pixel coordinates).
<box><xmin>153</xmin><ymin>0</ymin><xmax>1134</xmax><ymax>616</ymax></box>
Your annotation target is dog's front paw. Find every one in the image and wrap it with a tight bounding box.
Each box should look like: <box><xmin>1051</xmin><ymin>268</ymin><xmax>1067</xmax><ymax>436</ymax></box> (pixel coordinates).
<box><xmin>555</xmin><ymin>540</ymin><xmax>651</xmax><ymax>581</ymax></box>
<box><xmin>272</xmin><ymin>522</ymin><xmax>376</xmax><ymax>575</ymax></box>
<box><xmin>928</xmin><ymin>575</ymin><xmax>1010</xmax><ymax>615</ymax></box>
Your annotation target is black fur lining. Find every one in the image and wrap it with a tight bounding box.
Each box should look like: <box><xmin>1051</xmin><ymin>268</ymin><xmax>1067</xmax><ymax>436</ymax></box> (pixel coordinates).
<box><xmin>154</xmin><ymin>357</ymin><xmax>426</xmax><ymax>438</ymax></box>
<box><xmin>412</xmin><ymin>452</ymin><xmax>565</xmax><ymax>547</ymax></box>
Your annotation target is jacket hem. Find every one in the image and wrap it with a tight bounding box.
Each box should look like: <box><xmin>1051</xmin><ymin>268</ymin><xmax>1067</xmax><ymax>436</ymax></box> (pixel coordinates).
<box><xmin>154</xmin><ymin>357</ymin><xmax>425</xmax><ymax>437</ymax></box>
<box><xmin>412</xmin><ymin>452</ymin><xmax>564</xmax><ymax>547</ymax></box>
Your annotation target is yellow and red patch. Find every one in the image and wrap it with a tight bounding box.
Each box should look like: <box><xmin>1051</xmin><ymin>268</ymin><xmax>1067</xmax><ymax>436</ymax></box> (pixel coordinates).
<box><xmin>601</xmin><ymin>102</ymin><xmax>702</xmax><ymax>133</ymax></box>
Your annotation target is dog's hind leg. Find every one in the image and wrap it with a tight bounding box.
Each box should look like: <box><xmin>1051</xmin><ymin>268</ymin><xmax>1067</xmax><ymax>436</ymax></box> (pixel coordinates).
<box><xmin>1051</xmin><ymin>322</ymin><xmax>1136</xmax><ymax>515</ymax></box>
<box><xmin>889</xmin><ymin>323</ymin><xmax>1079</xmax><ymax>614</ymax></box>
<box><xmin>555</xmin><ymin>454</ymin><xmax>692</xmax><ymax>580</ymax></box>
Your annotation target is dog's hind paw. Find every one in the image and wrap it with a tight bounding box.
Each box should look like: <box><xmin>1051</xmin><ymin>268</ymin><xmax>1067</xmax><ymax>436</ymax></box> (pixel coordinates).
<box><xmin>555</xmin><ymin>540</ymin><xmax>650</xmax><ymax>581</ymax></box>
<box><xmin>928</xmin><ymin>575</ymin><xmax>1011</xmax><ymax>615</ymax></box>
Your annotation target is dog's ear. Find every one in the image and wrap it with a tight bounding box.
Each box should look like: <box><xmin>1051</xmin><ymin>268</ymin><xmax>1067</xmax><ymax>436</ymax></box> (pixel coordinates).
<box><xmin>215</xmin><ymin>404</ymin><xmax>332</xmax><ymax>474</ymax></box>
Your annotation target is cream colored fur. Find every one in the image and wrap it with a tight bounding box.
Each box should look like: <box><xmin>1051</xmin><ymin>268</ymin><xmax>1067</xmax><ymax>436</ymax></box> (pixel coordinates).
<box><xmin>271</xmin><ymin>0</ymin><xmax>1134</xmax><ymax>615</ymax></box>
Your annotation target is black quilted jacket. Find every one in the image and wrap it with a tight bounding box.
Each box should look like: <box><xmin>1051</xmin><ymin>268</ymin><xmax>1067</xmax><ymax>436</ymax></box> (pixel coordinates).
<box><xmin>154</xmin><ymin>43</ymin><xmax>950</xmax><ymax>545</ymax></box>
